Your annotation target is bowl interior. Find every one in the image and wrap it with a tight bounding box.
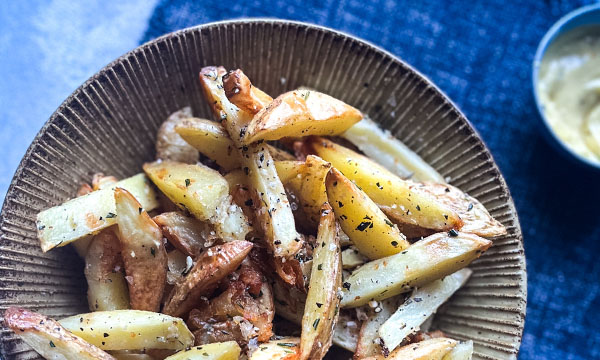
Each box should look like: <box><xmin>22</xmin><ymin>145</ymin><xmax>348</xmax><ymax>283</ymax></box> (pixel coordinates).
<box><xmin>0</xmin><ymin>20</ymin><xmax>526</xmax><ymax>360</ymax></box>
<box><xmin>532</xmin><ymin>4</ymin><xmax>600</xmax><ymax>170</ymax></box>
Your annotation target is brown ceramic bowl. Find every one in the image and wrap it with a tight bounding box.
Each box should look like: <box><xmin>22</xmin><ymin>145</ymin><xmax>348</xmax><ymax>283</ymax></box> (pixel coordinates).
<box><xmin>0</xmin><ymin>19</ymin><xmax>526</xmax><ymax>359</ymax></box>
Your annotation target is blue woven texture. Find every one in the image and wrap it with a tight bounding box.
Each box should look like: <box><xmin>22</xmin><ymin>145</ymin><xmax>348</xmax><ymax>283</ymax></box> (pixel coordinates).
<box><xmin>142</xmin><ymin>1</ymin><xmax>600</xmax><ymax>359</ymax></box>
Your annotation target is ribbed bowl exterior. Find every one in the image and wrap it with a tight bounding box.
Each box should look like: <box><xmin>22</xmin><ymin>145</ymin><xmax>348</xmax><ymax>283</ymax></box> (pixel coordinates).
<box><xmin>0</xmin><ymin>20</ymin><xmax>526</xmax><ymax>360</ymax></box>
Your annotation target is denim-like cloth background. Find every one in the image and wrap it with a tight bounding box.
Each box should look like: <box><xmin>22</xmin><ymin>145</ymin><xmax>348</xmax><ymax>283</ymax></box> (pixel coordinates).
<box><xmin>141</xmin><ymin>1</ymin><xmax>600</xmax><ymax>359</ymax></box>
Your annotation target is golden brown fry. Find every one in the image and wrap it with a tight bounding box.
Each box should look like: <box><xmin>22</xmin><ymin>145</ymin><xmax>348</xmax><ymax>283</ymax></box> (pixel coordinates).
<box><xmin>153</xmin><ymin>212</ymin><xmax>217</xmax><ymax>257</ymax></box>
<box><xmin>299</xmin><ymin>203</ymin><xmax>342</xmax><ymax>360</ymax></box>
<box><xmin>326</xmin><ymin>167</ymin><xmax>409</xmax><ymax>259</ymax></box>
<box><xmin>308</xmin><ymin>137</ymin><xmax>463</xmax><ymax>236</ymax></box>
<box><xmin>223</xmin><ymin>69</ymin><xmax>273</xmax><ymax>115</ymax></box>
<box><xmin>413</xmin><ymin>182</ymin><xmax>507</xmax><ymax>237</ymax></box>
<box><xmin>176</xmin><ymin>117</ymin><xmax>240</xmax><ymax>171</ymax></box>
<box><xmin>200</xmin><ymin>66</ymin><xmax>301</xmax><ymax>258</ymax></box>
<box><xmin>156</xmin><ymin>107</ymin><xmax>199</xmax><ymax>163</ymax></box>
<box><xmin>143</xmin><ymin>160</ymin><xmax>250</xmax><ymax>242</ymax></box>
<box><xmin>341</xmin><ymin>232</ymin><xmax>491</xmax><ymax>308</ymax></box>
<box><xmin>5</xmin><ymin>307</ymin><xmax>115</xmax><ymax>360</ymax></box>
<box><xmin>175</xmin><ymin>118</ymin><xmax>294</xmax><ymax>171</ymax></box>
<box><xmin>114</xmin><ymin>188</ymin><xmax>167</xmax><ymax>312</ymax></box>
<box><xmin>163</xmin><ymin>240</ymin><xmax>253</xmax><ymax>317</ymax></box>
<box><xmin>60</xmin><ymin>310</ymin><xmax>193</xmax><ymax>351</ymax></box>
<box><xmin>242</xmin><ymin>90</ymin><xmax>363</xmax><ymax>144</ymax></box>
<box><xmin>363</xmin><ymin>338</ymin><xmax>457</xmax><ymax>360</ymax></box>
<box><xmin>85</xmin><ymin>229</ymin><xmax>129</xmax><ymax>311</ymax></box>
<box><xmin>37</xmin><ymin>174</ymin><xmax>159</xmax><ymax>252</ymax></box>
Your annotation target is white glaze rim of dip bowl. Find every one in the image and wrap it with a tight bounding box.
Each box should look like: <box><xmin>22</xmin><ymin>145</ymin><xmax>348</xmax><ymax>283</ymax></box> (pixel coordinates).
<box><xmin>532</xmin><ymin>3</ymin><xmax>600</xmax><ymax>170</ymax></box>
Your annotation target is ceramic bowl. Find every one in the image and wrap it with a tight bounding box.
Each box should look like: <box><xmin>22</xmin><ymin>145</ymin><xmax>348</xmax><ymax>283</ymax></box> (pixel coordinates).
<box><xmin>0</xmin><ymin>19</ymin><xmax>526</xmax><ymax>360</ymax></box>
<box><xmin>533</xmin><ymin>3</ymin><xmax>600</xmax><ymax>170</ymax></box>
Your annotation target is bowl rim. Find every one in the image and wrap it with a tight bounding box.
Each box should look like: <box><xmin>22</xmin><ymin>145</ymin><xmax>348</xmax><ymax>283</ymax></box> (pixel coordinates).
<box><xmin>0</xmin><ymin>18</ymin><xmax>527</xmax><ymax>358</ymax></box>
<box><xmin>532</xmin><ymin>3</ymin><xmax>600</xmax><ymax>170</ymax></box>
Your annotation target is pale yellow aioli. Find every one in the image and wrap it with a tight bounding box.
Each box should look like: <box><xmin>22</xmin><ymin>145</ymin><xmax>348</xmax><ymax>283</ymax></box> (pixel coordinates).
<box><xmin>537</xmin><ymin>26</ymin><xmax>600</xmax><ymax>163</ymax></box>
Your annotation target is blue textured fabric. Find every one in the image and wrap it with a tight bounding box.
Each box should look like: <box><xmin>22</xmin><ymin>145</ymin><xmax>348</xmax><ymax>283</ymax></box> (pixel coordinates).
<box><xmin>141</xmin><ymin>1</ymin><xmax>600</xmax><ymax>359</ymax></box>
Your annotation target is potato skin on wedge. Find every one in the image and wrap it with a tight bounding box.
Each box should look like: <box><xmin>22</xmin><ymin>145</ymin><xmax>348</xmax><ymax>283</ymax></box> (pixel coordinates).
<box><xmin>223</xmin><ymin>69</ymin><xmax>273</xmax><ymax>115</ymax></box>
<box><xmin>153</xmin><ymin>211</ymin><xmax>216</xmax><ymax>258</ymax></box>
<box><xmin>155</xmin><ymin>107</ymin><xmax>199</xmax><ymax>164</ymax></box>
<box><xmin>413</xmin><ymin>182</ymin><xmax>507</xmax><ymax>238</ymax></box>
<box><xmin>85</xmin><ymin>229</ymin><xmax>130</xmax><ymax>311</ymax></box>
<box><xmin>326</xmin><ymin>167</ymin><xmax>409</xmax><ymax>260</ymax></box>
<box><xmin>5</xmin><ymin>307</ymin><xmax>115</xmax><ymax>360</ymax></box>
<box><xmin>309</xmin><ymin>137</ymin><xmax>463</xmax><ymax>236</ymax></box>
<box><xmin>163</xmin><ymin>240</ymin><xmax>253</xmax><ymax>317</ymax></box>
<box><xmin>299</xmin><ymin>203</ymin><xmax>342</xmax><ymax>360</ymax></box>
<box><xmin>143</xmin><ymin>160</ymin><xmax>250</xmax><ymax>242</ymax></box>
<box><xmin>114</xmin><ymin>188</ymin><xmax>167</xmax><ymax>312</ymax></box>
<box><xmin>242</xmin><ymin>90</ymin><xmax>362</xmax><ymax>144</ymax></box>
<box><xmin>175</xmin><ymin>118</ymin><xmax>294</xmax><ymax>171</ymax></box>
<box><xmin>200</xmin><ymin>66</ymin><xmax>301</xmax><ymax>258</ymax></box>
<box><xmin>341</xmin><ymin>232</ymin><xmax>491</xmax><ymax>308</ymax></box>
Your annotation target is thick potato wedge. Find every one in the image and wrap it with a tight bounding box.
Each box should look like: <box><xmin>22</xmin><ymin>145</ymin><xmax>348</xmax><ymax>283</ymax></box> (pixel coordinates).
<box><xmin>36</xmin><ymin>173</ymin><xmax>159</xmax><ymax>252</ymax></box>
<box><xmin>5</xmin><ymin>307</ymin><xmax>115</xmax><ymax>360</ymax></box>
<box><xmin>442</xmin><ymin>340</ymin><xmax>473</xmax><ymax>360</ymax></box>
<box><xmin>275</xmin><ymin>155</ymin><xmax>331</xmax><ymax>228</ymax></box>
<box><xmin>73</xmin><ymin>175</ymin><xmax>119</xmax><ymax>258</ymax></box>
<box><xmin>354</xmin><ymin>299</ymin><xmax>397</xmax><ymax>359</ymax></box>
<box><xmin>341</xmin><ymin>247</ymin><xmax>368</xmax><ymax>269</ymax></box>
<box><xmin>223</xmin><ymin>69</ymin><xmax>273</xmax><ymax>115</ymax></box>
<box><xmin>340</xmin><ymin>232</ymin><xmax>491</xmax><ymax>308</ymax></box>
<box><xmin>200</xmin><ymin>66</ymin><xmax>301</xmax><ymax>258</ymax></box>
<box><xmin>175</xmin><ymin>117</ymin><xmax>239</xmax><ymax>171</ymax></box>
<box><xmin>163</xmin><ymin>241</ymin><xmax>253</xmax><ymax>317</ymax></box>
<box><xmin>412</xmin><ymin>182</ymin><xmax>507</xmax><ymax>237</ymax></box>
<box><xmin>308</xmin><ymin>137</ymin><xmax>463</xmax><ymax>236</ymax></box>
<box><xmin>85</xmin><ymin>229</ymin><xmax>130</xmax><ymax>311</ymax></box>
<box><xmin>153</xmin><ymin>212</ymin><xmax>217</xmax><ymax>257</ymax></box>
<box><xmin>378</xmin><ymin>268</ymin><xmax>472</xmax><ymax>352</ymax></box>
<box><xmin>114</xmin><ymin>188</ymin><xmax>167</xmax><ymax>312</ymax></box>
<box><xmin>175</xmin><ymin>117</ymin><xmax>293</xmax><ymax>171</ymax></box>
<box><xmin>273</xmin><ymin>277</ymin><xmax>358</xmax><ymax>352</ymax></box>
<box><xmin>249</xmin><ymin>338</ymin><xmax>300</xmax><ymax>360</ymax></box>
<box><xmin>164</xmin><ymin>342</ymin><xmax>241</xmax><ymax>360</ymax></box>
<box><xmin>326</xmin><ymin>167</ymin><xmax>409</xmax><ymax>259</ymax></box>
<box><xmin>364</xmin><ymin>338</ymin><xmax>457</xmax><ymax>360</ymax></box>
<box><xmin>241</xmin><ymin>89</ymin><xmax>362</xmax><ymax>144</ymax></box>
<box><xmin>156</xmin><ymin>107</ymin><xmax>199</xmax><ymax>164</ymax></box>
<box><xmin>342</xmin><ymin>118</ymin><xmax>444</xmax><ymax>182</ymax></box>
<box><xmin>299</xmin><ymin>203</ymin><xmax>342</xmax><ymax>360</ymax></box>
<box><xmin>144</xmin><ymin>160</ymin><xmax>250</xmax><ymax>242</ymax></box>
<box><xmin>60</xmin><ymin>310</ymin><xmax>193</xmax><ymax>351</ymax></box>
